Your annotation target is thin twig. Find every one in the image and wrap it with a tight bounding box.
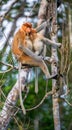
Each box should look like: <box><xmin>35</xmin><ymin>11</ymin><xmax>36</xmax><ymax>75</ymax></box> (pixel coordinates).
<box><xmin>26</xmin><ymin>1</ymin><xmax>38</xmax><ymax>20</ymax></box>
<box><xmin>0</xmin><ymin>61</ymin><xmax>18</xmax><ymax>73</ymax></box>
<box><xmin>13</xmin><ymin>116</ymin><xmax>20</xmax><ymax>128</ymax></box>
<box><xmin>0</xmin><ymin>61</ymin><xmax>18</xmax><ymax>70</ymax></box>
<box><xmin>0</xmin><ymin>68</ymin><xmax>13</xmax><ymax>74</ymax></box>
<box><xmin>13</xmin><ymin>90</ymin><xmax>54</xmax><ymax>115</ymax></box>
<box><xmin>60</xmin><ymin>97</ymin><xmax>72</xmax><ymax>107</ymax></box>
<box><xmin>26</xmin><ymin>91</ymin><xmax>53</xmax><ymax>111</ymax></box>
<box><xmin>0</xmin><ymin>89</ymin><xmax>6</xmax><ymax>99</ymax></box>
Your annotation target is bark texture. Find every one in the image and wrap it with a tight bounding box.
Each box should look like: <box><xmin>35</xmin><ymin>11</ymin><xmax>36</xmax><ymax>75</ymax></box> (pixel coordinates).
<box><xmin>0</xmin><ymin>69</ymin><xmax>29</xmax><ymax>130</ymax></box>
<box><xmin>38</xmin><ymin>0</ymin><xmax>61</xmax><ymax>130</ymax></box>
<box><xmin>51</xmin><ymin>2</ymin><xmax>61</xmax><ymax>130</ymax></box>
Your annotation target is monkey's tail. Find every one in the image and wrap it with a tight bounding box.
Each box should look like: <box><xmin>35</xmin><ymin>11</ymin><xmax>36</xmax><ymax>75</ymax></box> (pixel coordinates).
<box><xmin>18</xmin><ymin>62</ymin><xmax>26</xmax><ymax>115</ymax></box>
<box><xmin>35</xmin><ymin>67</ymin><xmax>38</xmax><ymax>94</ymax></box>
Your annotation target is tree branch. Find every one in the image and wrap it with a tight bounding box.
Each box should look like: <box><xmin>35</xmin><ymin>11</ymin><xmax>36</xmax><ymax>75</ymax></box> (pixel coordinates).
<box><xmin>0</xmin><ymin>68</ymin><xmax>13</xmax><ymax>74</ymax></box>
<box><xmin>0</xmin><ymin>61</ymin><xmax>18</xmax><ymax>70</ymax></box>
<box><xmin>60</xmin><ymin>97</ymin><xmax>72</xmax><ymax>107</ymax></box>
<box><xmin>26</xmin><ymin>91</ymin><xmax>53</xmax><ymax>111</ymax></box>
<box><xmin>0</xmin><ymin>0</ymin><xmax>18</xmax><ymax>22</ymax></box>
<box><xmin>0</xmin><ymin>61</ymin><xmax>18</xmax><ymax>73</ymax></box>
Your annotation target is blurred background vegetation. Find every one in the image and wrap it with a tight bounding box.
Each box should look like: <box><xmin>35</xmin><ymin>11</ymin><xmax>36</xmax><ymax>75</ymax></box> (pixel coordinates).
<box><xmin>0</xmin><ymin>0</ymin><xmax>72</xmax><ymax>130</ymax></box>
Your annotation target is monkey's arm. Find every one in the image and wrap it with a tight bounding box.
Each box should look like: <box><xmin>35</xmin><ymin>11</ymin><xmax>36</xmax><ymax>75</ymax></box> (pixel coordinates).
<box><xmin>35</xmin><ymin>19</ymin><xmax>61</xmax><ymax>47</ymax></box>
<box><xmin>42</xmin><ymin>37</ymin><xmax>61</xmax><ymax>47</ymax></box>
<box><xmin>36</xmin><ymin>17</ymin><xmax>52</xmax><ymax>32</ymax></box>
<box><xmin>37</xmin><ymin>34</ymin><xmax>61</xmax><ymax>47</ymax></box>
<box><xmin>19</xmin><ymin>44</ymin><xmax>50</xmax><ymax>79</ymax></box>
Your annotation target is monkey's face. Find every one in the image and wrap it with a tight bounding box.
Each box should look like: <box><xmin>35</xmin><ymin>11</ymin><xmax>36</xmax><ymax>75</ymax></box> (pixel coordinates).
<box><xmin>20</xmin><ymin>22</ymin><xmax>37</xmax><ymax>41</ymax></box>
<box><xmin>25</xmin><ymin>26</ymin><xmax>37</xmax><ymax>41</ymax></box>
<box><xmin>26</xmin><ymin>28</ymin><xmax>37</xmax><ymax>41</ymax></box>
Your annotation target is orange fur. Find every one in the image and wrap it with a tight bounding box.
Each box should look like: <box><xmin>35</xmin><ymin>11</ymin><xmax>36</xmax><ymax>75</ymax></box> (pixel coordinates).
<box><xmin>12</xmin><ymin>22</ymin><xmax>49</xmax><ymax>78</ymax></box>
<box><xmin>12</xmin><ymin>22</ymin><xmax>36</xmax><ymax>61</ymax></box>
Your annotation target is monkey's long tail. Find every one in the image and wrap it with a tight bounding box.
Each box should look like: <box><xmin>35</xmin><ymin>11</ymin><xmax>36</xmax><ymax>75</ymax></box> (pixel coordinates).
<box><xmin>18</xmin><ymin>62</ymin><xmax>26</xmax><ymax>115</ymax></box>
<box><xmin>35</xmin><ymin>67</ymin><xmax>38</xmax><ymax>94</ymax></box>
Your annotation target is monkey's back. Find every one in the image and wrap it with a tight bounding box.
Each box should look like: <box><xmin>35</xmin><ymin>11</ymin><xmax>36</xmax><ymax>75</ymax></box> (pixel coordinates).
<box><xmin>12</xmin><ymin>30</ymin><xmax>26</xmax><ymax>61</ymax></box>
<box><xmin>12</xmin><ymin>29</ymin><xmax>35</xmax><ymax>64</ymax></box>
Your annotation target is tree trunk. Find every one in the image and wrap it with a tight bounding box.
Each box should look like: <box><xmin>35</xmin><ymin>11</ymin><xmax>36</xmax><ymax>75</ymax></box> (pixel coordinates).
<box><xmin>38</xmin><ymin>0</ymin><xmax>61</xmax><ymax>130</ymax></box>
<box><xmin>51</xmin><ymin>2</ymin><xmax>61</xmax><ymax>130</ymax></box>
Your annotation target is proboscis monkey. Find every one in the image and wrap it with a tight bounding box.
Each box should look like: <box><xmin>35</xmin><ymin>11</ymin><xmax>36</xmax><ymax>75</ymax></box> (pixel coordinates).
<box><xmin>12</xmin><ymin>22</ymin><xmax>61</xmax><ymax>114</ymax></box>
<box><xmin>12</xmin><ymin>22</ymin><xmax>61</xmax><ymax>76</ymax></box>
<box><xmin>12</xmin><ymin>22</ymin><xmax>51</xmax><ymax>77</ymax></box>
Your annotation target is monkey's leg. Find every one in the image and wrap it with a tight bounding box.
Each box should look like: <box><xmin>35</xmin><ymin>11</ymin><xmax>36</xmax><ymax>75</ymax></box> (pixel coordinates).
<box><xmin>22</xmin><ymin>55</ymin><xmax>50</xmax><ymax>79</ymax></box>
<box><xmin>19</xmin><ymin>45</ymin><xmax>59</xmax><ymax>80</ymax></box>
<box><xmin>19</xmin><ymin>45</ymin><xmax>50</xmax><ymax>78</ymax></box>
<box><xmin>21</xmin><ymin>55</ymin><xmax>59</xmax><ymax>81</ymax></box>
